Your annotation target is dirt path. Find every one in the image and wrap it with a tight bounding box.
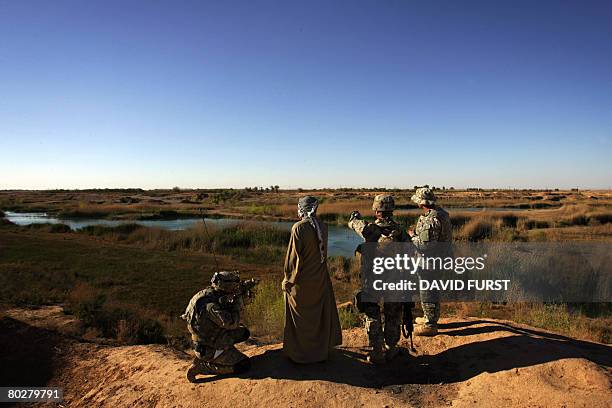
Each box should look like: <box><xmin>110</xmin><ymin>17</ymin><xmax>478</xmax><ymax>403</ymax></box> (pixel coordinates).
<box><xmin>1</xmin><ymin>307</ymin><xmax>610</xmax><ymax>408</ymax></box>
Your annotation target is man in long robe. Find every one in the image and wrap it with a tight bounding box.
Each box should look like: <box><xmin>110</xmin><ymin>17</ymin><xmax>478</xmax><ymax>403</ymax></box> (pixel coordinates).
<box><xmin>282</xmin><ymin>196</ymin><xmax>342</xmax><ymax>363</ymax></box>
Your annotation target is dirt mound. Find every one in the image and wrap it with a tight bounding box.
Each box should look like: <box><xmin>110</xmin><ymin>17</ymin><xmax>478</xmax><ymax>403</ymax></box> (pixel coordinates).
<box><xmin>2</xmin><ymin>307</ymin><xmax>610</xmax><ymax>408</ymax></box>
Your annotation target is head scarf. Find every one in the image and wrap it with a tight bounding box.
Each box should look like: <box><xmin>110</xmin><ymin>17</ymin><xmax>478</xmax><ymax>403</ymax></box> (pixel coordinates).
<box><xmin>297</xmin><ymin>196</ymin><xmax>326</xmax><ymax>263</ymax></box>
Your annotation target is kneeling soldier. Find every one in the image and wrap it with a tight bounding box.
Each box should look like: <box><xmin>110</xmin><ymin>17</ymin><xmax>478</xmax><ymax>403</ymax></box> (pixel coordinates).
<box><xmin>182</xmin><ymin>271</ymin><xmax>257</xmax><ymax>382</ymax></box>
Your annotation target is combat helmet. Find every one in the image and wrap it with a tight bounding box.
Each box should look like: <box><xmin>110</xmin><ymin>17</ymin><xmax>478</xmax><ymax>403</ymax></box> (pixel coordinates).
<box><xmin>411</xmin><ymin>187</ymin><xmax>436</xmax><ymax>206</ymax></box>
<box><xmin>211</xmin><ymin>271</ymin><xmax>241</xmax><ymax>293</ymax></box>
<box><xmin>372</xmin><ymin>194</ymin><xmax>395</xmax><ymax>212</ymax></box>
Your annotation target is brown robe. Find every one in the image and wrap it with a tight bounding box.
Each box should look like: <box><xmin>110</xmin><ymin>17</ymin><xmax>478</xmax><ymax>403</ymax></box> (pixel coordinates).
<box><xmin>283</xmin><ymin>218</ymin><xmax>342</xmax><ymax>363</ymax></box>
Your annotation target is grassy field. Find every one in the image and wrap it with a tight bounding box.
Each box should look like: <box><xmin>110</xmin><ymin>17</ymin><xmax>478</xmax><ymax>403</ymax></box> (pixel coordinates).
<box><xmin>1</xmin><ymin>188</ymin><xmax>611</xmax><ymax>346</ymax></box>
<box><xmin>0</xmin><ymin>224</ymin><xmax>285</xmax><ymax>346</ymax></box>
<box><xmin>1</xmin><ymin>188</ymin><xmax>610</xmax><ymax>222</ymax></box>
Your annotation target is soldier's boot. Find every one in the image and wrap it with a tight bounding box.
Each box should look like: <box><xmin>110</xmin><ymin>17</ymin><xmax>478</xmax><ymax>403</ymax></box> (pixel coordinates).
<box><xmin>384</xmin><ymin>344</ymin><xmax>401</xmax><ymax>361</ymax></box>
<box><xmin>211</xmin><ymin>346</ymin><xmax>251</xmax><ymax>374</ymax></box>
<box><xmin>365</xmin><ymin>317</ymin><xmax>385</xmax><ymax>364</ymax></box>
<box><xmin>415</xmin><ymin>317</ymin><xmax>427</xmax><ymax>325</ymax></box>
<box><xmin>186</xmin><ymin>359</ymin><xmax>217</xmax><ymax>383</ymax></box>
<box><xmin>415</xmin><ymin>302</ymin><xmax>439</xmax><ymax>336</ymax></box>
<box><xmin>414</xmin><ymin>324</ymin><xmax>438</xmax><ymax>337</ymax></box>
<box><xmin>367</xmin><ymin>346</ymin><xmax>386</xmax><ymax>364</ymax></box>
<box><xmin>382</xmin><ymin>303</ymin><xmax>402</xmax><ymax>361</ymax></box>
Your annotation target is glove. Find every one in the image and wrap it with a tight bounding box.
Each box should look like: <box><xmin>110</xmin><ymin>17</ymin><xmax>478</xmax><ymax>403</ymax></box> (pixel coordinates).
<box><xmin>349</xmin><ymin>210</ymin><xmax>361</xmax><ymax>221</ymax></box>
<box><xmin>218</xmin><ymin>294</ymin><xmax>236</xmax><ymax>307</ymax></box>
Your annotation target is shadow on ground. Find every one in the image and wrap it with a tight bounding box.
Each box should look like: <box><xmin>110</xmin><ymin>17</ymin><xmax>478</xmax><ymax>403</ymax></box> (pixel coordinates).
<box><xmin>2</xmin><ymin>316</ymin><xmax>610</xmax><ymax>392</ymax></box>
<box><xmin>0</xmin><ymin>317</ymin><xmax>63</xmax><ymax>387</ymax></box>
<box><xmin>234</xmin><ymin>320</ymin><xmax>611</xmax><ymax>388</ymax></box>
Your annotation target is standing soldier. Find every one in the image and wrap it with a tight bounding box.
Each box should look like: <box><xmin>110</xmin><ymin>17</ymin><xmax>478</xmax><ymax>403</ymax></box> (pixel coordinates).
<box><xmin>408</xmin><ymin>187</ymin><xmax>452</xmax><ymax>336</ymax></box>
<box><xmin>348</xmin><ymin>194</ymin><xmax>408</xmax><ymax>364</ymax></box>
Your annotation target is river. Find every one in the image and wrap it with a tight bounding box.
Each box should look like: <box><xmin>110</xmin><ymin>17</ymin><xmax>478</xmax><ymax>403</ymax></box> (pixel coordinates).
<box><xmin>3</xmin><ymin>211</ymin><xmax>362</xmax><ymax>258</ymax></box>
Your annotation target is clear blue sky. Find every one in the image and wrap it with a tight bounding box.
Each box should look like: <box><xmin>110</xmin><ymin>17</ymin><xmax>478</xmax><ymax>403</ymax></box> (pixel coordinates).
<box><xmin>1</xmin><ymin>0</ymin><xmax>610</xmax><ymax>189</ymax></box>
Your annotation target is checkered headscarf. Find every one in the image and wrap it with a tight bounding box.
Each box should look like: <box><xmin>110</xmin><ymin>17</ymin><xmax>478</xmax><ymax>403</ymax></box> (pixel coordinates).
<box><xmin>297</xmin><ymin>196</ymin><xmax>325</xmax><ymax>263</ymax></box>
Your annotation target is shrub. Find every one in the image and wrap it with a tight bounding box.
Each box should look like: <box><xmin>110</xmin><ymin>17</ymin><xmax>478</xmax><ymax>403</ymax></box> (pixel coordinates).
<box><xmin>49</xmin><ymin>224</ymin><xmax>72</xmax><ymax>233</ymax></box>
<box><xmin>80</xmin><ymin>223</ymin><xmax>143</xmax><ymax>237</ymax></box>
<box><xmin>66</xmin><ymin>283</ymin><xmax>166</xmax><ymax>344</ymax></box>
<box><xmin>67</xmin><ymin>283</ymin><xmax>107</xmax><ymax>327</ymax></box>
<box><xmin>500</xmin><ymin>214</ymin><xmax>518</xmax><ymax>228</ymax></box>
<box><xmin>116</xmin><ymin>316</ymin><xmax>165</xmax><ymax>345</ymax></box>
<box><xmin>25</xmin><ymin>223</ymin><xmax>72</xmax><ymax>233</ymax></box>
<box><xmin>329</xmin><ymin>256</ymin><xmax>359</xmax><ymax>282</ymax></box>
<box><xmin>338</xmin><ymin>306</ymin><xmax>361</xmax><ymax>329</ymax></box>
<box><xmin>450</xmin><ymin>215</ymin><xmax>471</xmax><ymax>229</ymax></box>
<box><xmin>590</xmin><ymin>212</ymin><xmax>612</xmax><ymax>225</ymax></box>
<box><xmin>57</xmin><ymin>209</ymin><xmax>110</xmax><ymax>218</ymax></box>
<box><xmin>458</xmin><ymin>217</ymin><xmax>493</xmax><ymax>241</ymax></box>
<box><xmin>242</xmin><ymin>280</ymin><xmax>284</xmax><ymax>341</ymax></box>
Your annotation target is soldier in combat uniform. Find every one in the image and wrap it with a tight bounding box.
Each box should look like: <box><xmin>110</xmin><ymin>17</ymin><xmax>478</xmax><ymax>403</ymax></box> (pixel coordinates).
<box><xmin>408</xmin><ymin>187</ymin><xmax>452</xmax><ymax>336</ymax></box>
<box><xmin>348</xmin><ymin>194</ymin><xmax>408</xmax><ymax>364</ymax></box>
<box><xmin>181</xmin><ymin>271</ymin><xmax>257</xmax><ymax>382</ymax></box>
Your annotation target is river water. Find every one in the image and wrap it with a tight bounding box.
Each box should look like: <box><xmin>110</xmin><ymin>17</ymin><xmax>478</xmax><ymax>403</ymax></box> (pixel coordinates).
<box><xmin>2</xmin><ymin>207</ymin><xmax>528</xmax><ymax>257</ymax></box>
<box><xmin>3</xmin><ymin>211</ymin><xmax>362</xmax><ymax>258</ymax></box>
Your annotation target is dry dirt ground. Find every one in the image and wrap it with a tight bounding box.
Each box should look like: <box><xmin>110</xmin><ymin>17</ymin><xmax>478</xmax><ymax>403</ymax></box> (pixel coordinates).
<box><xmin>1</xmin><ymin>307</ymin><xmax>610</xmax><ymax>408</ymax></box>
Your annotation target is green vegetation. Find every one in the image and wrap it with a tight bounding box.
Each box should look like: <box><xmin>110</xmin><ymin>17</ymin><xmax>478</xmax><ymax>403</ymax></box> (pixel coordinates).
<box><xmin>338</xmin><ymin>306</ymin><xmax>361</xmax><ymax>330</ymax></box>
<box><xmin>0</xmin><ymin>226</ymin><xmax>278</xmax><ymax>348</ymax></box>
<box><xmin>25</xmin><ymin>223</ymin><xmax>73</xmax><ymax>233</ymax></box>
<box><xmin>242</xmin><ymin>280</ymin><xmax>285</xmax><ymax>341</ymax></box>
<box><xmin>510</xmin><ymin>303</ymin><xmax>611</xmax><ymax>343</ymax></box>
<box><xmin>66</xmin><ymin>282</ymin><xmax>166</xmax><ymax>345</ymax></box>
<box><xmin>76</xmin><ymin>222</ymin><xmax>290</xmax><ymax>264</ymax></box>
<box><xmin>444</xmin><ymin>302</ymin><xmax>611</xmax><ymax>344</ymax></box>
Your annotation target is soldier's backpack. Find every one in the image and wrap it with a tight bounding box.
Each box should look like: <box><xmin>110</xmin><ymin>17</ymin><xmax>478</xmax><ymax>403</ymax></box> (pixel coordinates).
<box><xmin>181</xmin><ymin>289</ymin><xmax>211</xmax><ymax>332</ymax></box>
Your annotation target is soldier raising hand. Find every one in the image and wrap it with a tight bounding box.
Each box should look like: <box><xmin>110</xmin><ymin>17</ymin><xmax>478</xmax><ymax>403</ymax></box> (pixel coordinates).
<box><xmin>348</xmin><ymin>194</ymin><xmax>407</xmax><ymax>364</ymax></box>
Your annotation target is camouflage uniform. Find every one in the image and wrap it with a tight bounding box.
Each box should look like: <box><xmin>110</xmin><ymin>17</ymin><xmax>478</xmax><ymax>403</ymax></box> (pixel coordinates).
<box><xmin>410</xmin><ymin>188</ymin><xmax>452</xmax><ymax>330</ymax></box>
<box><xmin>182</xmin><ymin>272</ymin><xmax>251</xmax><ymax>381</ymax></box>
<box><xmin>348</xmin><ymin>195</ymin><xmax>407</xmax><ymax>362</ymax></box>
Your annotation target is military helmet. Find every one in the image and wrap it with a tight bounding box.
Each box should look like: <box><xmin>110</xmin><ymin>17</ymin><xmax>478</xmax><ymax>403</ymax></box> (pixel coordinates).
<box><xmin>211</xmin><ymin>271</ymin><xmax>241</xmax><ymax>293</ymax></box>
<box><xmin>372</xmin><ymin>194</ymin><xmax>395</xmax><ymax>212</ymax></box>
<box><xmin>411</xmin><ymin>187</ymin><xmax>437</xmax><ymax>206</ymax></box>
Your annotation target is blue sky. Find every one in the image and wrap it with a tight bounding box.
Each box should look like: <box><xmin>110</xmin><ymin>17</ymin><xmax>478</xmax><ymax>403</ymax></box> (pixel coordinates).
<box><xmin>1</xmin><ymin>0</ymin><xmax>610</xmax><ymax>189</ymax></box>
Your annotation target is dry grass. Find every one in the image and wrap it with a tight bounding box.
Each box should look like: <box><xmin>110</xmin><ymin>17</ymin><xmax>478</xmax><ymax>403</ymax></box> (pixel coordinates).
<box><xmin>446</xmin><ymin>302</ymin><xmax>611</xmax><ymax>343</ymax></box>
<box><xmin>451</xmin><ymin>205</ymin><xmax>612</xmax><ymax>242</ymax></box>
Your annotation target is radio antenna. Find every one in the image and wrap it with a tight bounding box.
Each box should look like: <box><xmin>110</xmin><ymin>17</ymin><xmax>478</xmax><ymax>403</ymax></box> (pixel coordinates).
<box><xmin>199</xmin><ymin>208</ymin><xmax>220</xmax><ymax>273</ymax></box>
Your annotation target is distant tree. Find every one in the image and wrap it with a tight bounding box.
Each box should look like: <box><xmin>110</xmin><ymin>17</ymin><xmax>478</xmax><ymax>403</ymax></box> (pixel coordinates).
<box><xmin>273</xmin><ymin>185</ymin><xmax>280</xmax><ymax>193</ymax></box>
<box><xmin>172</xmin><ymin>186</ymin><xmax>181</xmax><ymax>192</ymax></box>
